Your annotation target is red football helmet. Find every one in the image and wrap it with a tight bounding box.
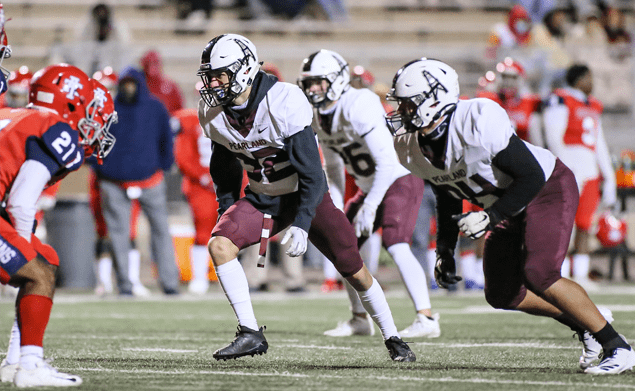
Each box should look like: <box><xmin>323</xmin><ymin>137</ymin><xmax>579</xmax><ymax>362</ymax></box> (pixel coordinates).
<box><xmin>92</xmin><ymin>66</ymin><xmax>118</xmax><ymax>95</ymax></box>
<box><xmin>78</xmin><ymin>78</ymin><xmax>117</xmax><ymax>162</ymax></box>
<box><xmin>6</xmin><ymin>65</ymin><xmax>32</xmax><ymax>108</ymax></box>
<box><xmin>596</xmin><ymin>212</ymin><xmax>627</xmax><ymax>248</ymax></box>
<box><xmin>495</xmin><ymin>57</ymin><xmax>527</xmax><ymax>100</ymax></box>
<box><xmin>0</xmin><ymin>4</ymin><xmax>11</xmax><ymax>78</ymax></box>
<box><xmin>28</xmin><ymin>64</ymin><xmax>93</xmax><ymax>130</ymax></box>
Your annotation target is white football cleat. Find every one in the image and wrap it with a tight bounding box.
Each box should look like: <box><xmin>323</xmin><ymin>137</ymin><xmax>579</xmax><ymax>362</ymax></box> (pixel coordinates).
<box><xmin>132</xmin><ymin>283</ymin><xmax>151</xmax><ymax>297</ymax></box>
<box><xmin>14</xmin><ymin>360</ymin><xmax>82</xmax><ymax>388</ymax></box>
<box><xmin>188</xmin><ymin>280</ymin><xmax>209</xmax><ymax>295</ymax></box>
<box><xmin>0</xmin><ymin>359</ymin><xmax>17</xmax><ymax>383</ymax></box>
<box><xmin>579</xmin><ymin>306</ymin><xmax>614</xmax><ymax>369</ymax></box>
<box><xmin>399</xmin><ymin>313</ymin><xmax>441</xmax><ymax>338</ymax></box>
<box><xmin>584</xmin><ymin>347</ymin><xmax>635</xmax><ymax>375</ymax></box>
<box><xmin>324</xmin><ymin>314</ymin><xmax>375</xmax><ymax>337</ymax></box>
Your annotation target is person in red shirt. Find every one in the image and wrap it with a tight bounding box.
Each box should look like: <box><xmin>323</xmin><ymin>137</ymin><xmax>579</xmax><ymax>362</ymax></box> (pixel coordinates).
<box><xmin>173</xmin><ymin>100</ymin><xmax>218</xmax><ymax>295</ymax></box>
<box><xmin>476</xmin><ymin>57</ymin><xmax>543</xmax><ymax>145</ymax></box>
<box><xmin>0</xmin><ymin>64</ymin><xmax>117</xmax><ymax>387</ymax></box>
<box><xmin>140</xmin><ymin>50</ymin><xmax>184</xmax><ymax>115</ymax></box>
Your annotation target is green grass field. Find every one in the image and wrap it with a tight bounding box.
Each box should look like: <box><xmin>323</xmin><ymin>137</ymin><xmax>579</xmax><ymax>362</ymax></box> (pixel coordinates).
<box><xmin>0</xmin><ymin>286</ymin><xmax>634</xmax><ymax>390</ymax></box>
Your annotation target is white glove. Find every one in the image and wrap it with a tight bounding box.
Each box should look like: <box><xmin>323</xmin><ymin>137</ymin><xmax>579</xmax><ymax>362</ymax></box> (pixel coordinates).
<box><xmin>352</xmin><ymin>203</ymin><xmax>376</xmax><ymax>238</ymax></box>
<box><xmin>454</xmin><ymin>211</ymin><xmax>490</xmax><ymax>240</ymax></box>
<box><xmin>601</xmin><ymin>180</ymin><xmax>617</xmax><ymax>209</ymax></box>
<box><xmin>281</xmin><ymin>227</ymin><xmax>308</xmax><ymax>257</ymax></box>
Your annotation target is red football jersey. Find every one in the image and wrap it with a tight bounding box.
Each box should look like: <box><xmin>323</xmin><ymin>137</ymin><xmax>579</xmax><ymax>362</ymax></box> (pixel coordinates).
<box><xmin>173</xmin><ymin>108</ymin><xmax>214</xmax><ymax>195</ymax></box>
<box><xmin>553</xmin><ymin>88</ymin><xmax>603</xmax><ymax>151</ymax></box>
<box><xmin>0</xmin><ymin>107</ymin><xmax>84</xmax><ymax>199</ymax></box>
<box><xmin>476</xmin><ymin>91</ymin><xmax>541</xmax><ymax>142</ymax></box>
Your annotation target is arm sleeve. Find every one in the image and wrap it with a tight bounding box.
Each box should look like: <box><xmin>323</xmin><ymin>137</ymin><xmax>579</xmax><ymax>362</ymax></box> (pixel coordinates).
<box><xmin>284</xmin><ymin>125</ymin><xmax>327</xmax><ymax>232</ymax></box>
<box><xmin>361</xmin><ymin>127</ymin><xmax>398</xmax><ymax>209</ymax></box>
<box><xmin>322</xmin><ymin>146</ymin><xmax>346</xmax><ymax>211</ymax></box>
<box><xmin>431</xmin><ymin>184</ymin><xmax>462</xmax><ymax>253</ymax></box>
<box><xmin>542</xmin><ymin>96</ymin><xmax>569</xmax><ymax>159</ymax></box>
<box><xmin>6</xmin><ymin>160</ymin><xmax>52</xmax><ymax>240</ymax></box>
<box><xmin>488</xmin><ymin>134</ymin><xmax>547</xmax><ymax>223</ymax></box>
<box><xmin>209</xmin><ymin>141</ymin><xmax>244</xmax><ymax>217</ymax></box>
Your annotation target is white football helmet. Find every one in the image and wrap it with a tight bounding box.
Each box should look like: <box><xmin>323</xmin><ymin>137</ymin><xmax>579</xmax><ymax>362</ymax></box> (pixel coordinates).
<box><xmin>385</xmin><ymin>58</ymin><xmax>459</xmax><ymax>137</ymax></box>
<box><xmin>298</xmin><ymin>49</ymin><xmax>350</xmax><ymax>107</ymax></box>
<box><xmin>197</xmin><ymin>34</ymin><xmax>261</xmax><ymax>107</ymax></box>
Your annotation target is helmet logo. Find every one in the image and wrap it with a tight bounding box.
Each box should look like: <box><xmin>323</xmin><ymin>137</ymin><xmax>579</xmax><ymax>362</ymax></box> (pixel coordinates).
<box><xmin>422</xmin><ymin>70</ymin><xmax>447</xmax><ymax>100</ymax></box>
<box><xmin>62</xmin><ymin>76</ymin><xmax>83</xmax><ymax>100</ymax></box>
<box><xmin>93</xmin><ymin>87</ymin><xmax>107</xmax><ymax>108</ymax></box>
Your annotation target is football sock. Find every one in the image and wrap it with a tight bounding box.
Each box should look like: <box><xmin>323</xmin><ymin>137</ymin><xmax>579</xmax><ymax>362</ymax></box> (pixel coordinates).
<box><xmin>387</xmin><ymin>243</ymin><xmax>431</xmax><ymax>311</ymax></box>
<box><xmin>426</xmin><ymin>249</ymin><xmax>437</xmax><ymax>282</ymax></box>
<box><xmin>474</xmin><ymin>257</ymin><xmax>484</xmax><ymax>287</ymax></box>
<box><xmin>358</xmin><ymin>277</ymin><xmax>399</xmax><ymax>340</ymax></box>
<box><xmin>344</xmin><ymin>280</ymin><xmax>366</xmax><ymax>314</ymax></box>
<box><xmin>459</xmin><ymin>251</ymin><xmax>477</xmax><ymax>283</ymax></box>
<box><xmin>5</xmin><ymin>316</ymin><xmax>20</xmax><ymax>365</ymax></box>
<box><xmin>572</xmin><ymin>253</ymin><xmax>590</xmax><ymax>280</ymax></box>
<box><xmin>360</xmin><ymin>233</ymin><xmax>381</xmax><ymax>275</ymax></box>
<box><xmin>215</xmin><ymin>258</ymin><xmax>258</xmax><ymax>330</ymax></box>
<box><xmin>97</xmin><ymin>256</ymin><xmax>113</xmax><ymax>291</ymax></box>
<box><xmin>561</xmin><ymin>256</ymin><xmax>571</xmax><ymax>278</ymax></box>
<box><xmin>18</xmin><ymin>295</ymin><xmax>52</xmax><ymax>347</ymax></box>
<box><xmin>190</xmin><ymin>245</ymin><xmax>210</xmax><ymax>283</ymax></box>
<box><xmin>593</xmin><ymin>322</ymin><xmax>631</xmax><ymax>351</ymax></box>
<box><xmin>128</xmin><ymin>248</ymin><xmax>142</xmax><ymax>285</ymax></box>
<box><xmin>323</xmin><ymin>255</ymin><xmax>339</xmax><ymax>280</ymax></box>
<box><xmin>19</xmin><ymin>346</ymin><xmax>43</xmax><ymax>371</ymax></box>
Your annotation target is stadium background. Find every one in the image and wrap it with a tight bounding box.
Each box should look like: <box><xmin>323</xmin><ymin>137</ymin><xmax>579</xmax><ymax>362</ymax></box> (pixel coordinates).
<box><xmin>4</xmin><ymin>0</ymin><xmax>635</xmax><ymax>288</ymax></box>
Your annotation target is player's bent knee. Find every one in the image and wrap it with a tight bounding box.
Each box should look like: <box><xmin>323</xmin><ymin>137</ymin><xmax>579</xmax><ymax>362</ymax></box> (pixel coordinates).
<box><xmin>208</xmin><ymin>236</ymin><xmax>238</xmax><ymax>265</ymax></box>
<box><xmin>524</xmin><ymin>264</ymin><xmax>561</xmax><ymax>293</ymax></box>
<box><xmin>484</xmin><ymin>289</ymin><xmax>517</xmax><ymax>310</ymax></box>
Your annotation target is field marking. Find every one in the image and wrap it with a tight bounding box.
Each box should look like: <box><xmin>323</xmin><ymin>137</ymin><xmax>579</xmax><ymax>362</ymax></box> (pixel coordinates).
<box><xmin>73</xmin><ymin>367</ymin><xmax>635</xmax><ymax>388</ymax></box>
<box><xmin>121</xmin><ymin>348</ymin><xmax>198</xmax><ymax>353</ymax></box>
<box><xmin>277</xmin><ymin>344</ymin><xmax>352</xmax><ymax>350</ymax></box>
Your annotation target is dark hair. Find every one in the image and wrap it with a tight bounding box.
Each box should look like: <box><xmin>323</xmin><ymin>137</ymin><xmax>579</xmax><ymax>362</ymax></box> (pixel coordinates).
<box><xmin>565</xmin><ymin>64</ymin><xmax>590</xmax><ymax>87</ymax></box>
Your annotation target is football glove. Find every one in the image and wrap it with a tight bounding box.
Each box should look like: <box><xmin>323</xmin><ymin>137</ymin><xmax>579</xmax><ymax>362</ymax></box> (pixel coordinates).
<box><xmin>281</xmin><ymin>226</ymin><xmax>308</xmax><ymax>257</ymax></box>
<box><xmin>453</xmin><ymin>211</ymin><xmax>490</xmax><ymax>240</ymax></box>
<box><xmin>434</xmin><ymin>248</ymin><xmax>462</xmax><ymax>289</ymax></box>
<box><xmin>352</xmin><ymin>203</ymin><xmax>376</xmax><ymax>238</ymax></box>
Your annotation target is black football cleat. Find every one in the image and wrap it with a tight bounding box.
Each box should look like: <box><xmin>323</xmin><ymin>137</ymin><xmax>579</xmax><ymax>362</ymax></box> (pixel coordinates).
<box><xmin>213</xmin><ymin>325</ymin><xmax>268</xmax><ymax>361</ymax></box>
<box><xmin>384</xmin><ymin>336</ymin><xmax>416</xmax><ymax>362</ymax></box>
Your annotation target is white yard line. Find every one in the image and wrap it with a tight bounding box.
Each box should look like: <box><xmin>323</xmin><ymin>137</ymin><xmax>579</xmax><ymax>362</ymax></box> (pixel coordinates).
<box><xmin>121</xmin><ymin>348</ymin><xmax>199</xmax><ymax>353</ymax></box>
<box><xmin>73</xmin><ymin>367</ymin><xmax>635</xmax><ymax>388</ymax></box>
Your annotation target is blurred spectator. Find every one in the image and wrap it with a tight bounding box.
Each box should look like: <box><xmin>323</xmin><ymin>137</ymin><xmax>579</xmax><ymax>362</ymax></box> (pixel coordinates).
<box><xmin>529</xmin><ymin>7</ymin><xmax>573</xmax><ymax>96</ymax></box>
<box><xmin>140</xmin><ymin>50</ymin><xmax>184</xmax><ymax>115</ymax></box>
<box><xmin>603</xmin><ymin>6</ymin><xmax>631</xmax><ymax>45</ymax></box>
<box><xmin>90</xmin><ymin>66</ymin><xmax>180</xmax><ymax>295</ymax></box>
<box><xmin>486</xmin><ymin>4</ymin><xmax>533</xmax><ymax>60</ymax></box>
<box><xmin>517</xmin><ymin>0</ymin><xmax>557</xmax><ymax>24</ymax></box>
<box><xmin>543</xmin><ymin>64</ymin><xmax>616</xmax><ymax>289</ymax></box>
<box><xmin>65</xmin><ymin>3</ymin><xmax>131</xmax><ymax>76</ymax></box>
<box><xmin>350</xmin><ymin>65</ymin><xmax>375</xmax><ymax>89</ymax></box>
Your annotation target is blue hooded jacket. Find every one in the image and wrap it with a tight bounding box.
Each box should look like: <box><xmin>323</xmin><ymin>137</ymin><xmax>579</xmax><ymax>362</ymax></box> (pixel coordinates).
<box><xmin>92</xmin><ymin>66</ymin><xmax>174</xmax><ymax>181</ymax></box>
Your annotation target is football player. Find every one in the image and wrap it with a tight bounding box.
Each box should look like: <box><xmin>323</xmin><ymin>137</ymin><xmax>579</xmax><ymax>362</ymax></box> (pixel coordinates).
<box><xmin>197</xmin><ymin>34</ymin><xmax>414</xmax><ymax>362</ymax></box>
<box><xmin>298</xmin><ymin>49</ymin><xmax>440</xmax><ymax>339</ymax></box>
<box><xmin>543</xmin><ymin>64</ymin><xmax>616</xmax><ymax>290</ymax></box>
<box><xmin>0</xmin><ymin>3</ymin><xmax>10</xmax><ymax>94</ymax></box>
<box><xmin>0</xmin><ymin>64</ymin><xmax>117</xmax><ymax>387</ymax></box>
<box><xmin>387</xmin><ymin>58</ymin><xmax>634</xmax><ymax>374</ymax></box>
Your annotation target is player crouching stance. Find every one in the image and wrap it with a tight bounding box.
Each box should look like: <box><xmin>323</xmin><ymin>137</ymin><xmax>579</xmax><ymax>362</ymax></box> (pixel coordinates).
<box><xmin>197</xmin><ymin>34</ymin><xmax>414</xmax><ymax>362</ymax></box>
<box><xmin>0</xmin><ymin>64</ymin><xmax>117</xmax><ymax>387</ymax></box>
<box><xmin>388</xmin><ymin>58</ymin><xmax>635</xmax><ymax>374</ymax></box>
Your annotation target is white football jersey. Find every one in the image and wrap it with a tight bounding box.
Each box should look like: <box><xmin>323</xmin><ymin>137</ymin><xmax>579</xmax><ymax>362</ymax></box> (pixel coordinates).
<box><xmin>314</xmin><ymin>88</ymin><xmax>409</xmax><ymax>199</ymax></box>
<box><xmin>394</xmin><ymin>98</ymin><xmax>556</xmax><ymax>209</ymax></box>
<box><xmin>198</xmin><ymin>82</ymin><xmax>314</xmax><ymax>196</ymax></box>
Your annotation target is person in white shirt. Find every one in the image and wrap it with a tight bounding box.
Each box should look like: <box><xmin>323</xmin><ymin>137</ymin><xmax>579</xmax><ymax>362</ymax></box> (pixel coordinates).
<box><xmin>543</xmin><ymin>64</ymin><xmax>617</xmax><ymax>288</ymax></box>
<box><xmin>388</xmin><ymin>58</ymin><xmax>634</xmax><ymax>374</ymax></box>
<box><xmin>298</xmin><ymin>49</ymin><xmax>440</xmax><ymax>338</ymax></box>
<box><xmin>197</xmin><ymin>34</ymin><xmax>415</xmax><ymax>362</ymax></box>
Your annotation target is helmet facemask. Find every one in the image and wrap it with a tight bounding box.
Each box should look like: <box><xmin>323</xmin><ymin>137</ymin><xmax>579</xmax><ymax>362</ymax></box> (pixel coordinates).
<box><xmin>299</xmin><ymin>76</ymin><xmax>332</xmax><ymax>108</ymax></box>
<box><xmin>298</xmin><ymin>50</ymin><xmax>350</xmax><ymax>109</ymax></box>
<box><xmin>197</xmin><ymin>36</ymin><xmax>260</xmax><ymax>108</ymax></box>
<box><xmin>385</xmin><ymin>60</ymin><xmax>458</xmax><ymax>138</ymax></box>
<box><xmin>78</xmin><ymin>82</ymin><xmax>117</xmax><ymax>162</ymax></box>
